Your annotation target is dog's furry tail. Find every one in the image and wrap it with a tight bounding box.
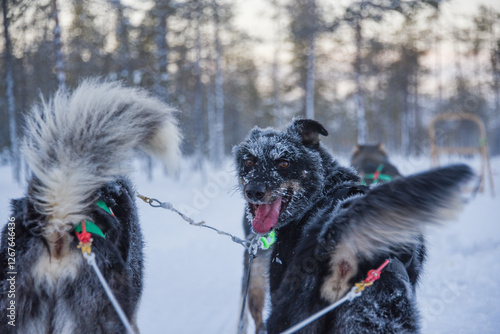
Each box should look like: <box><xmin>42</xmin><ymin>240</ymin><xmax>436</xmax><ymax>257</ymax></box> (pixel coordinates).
<box><xmin>320</xmin><ymin>164</ymin><xmax>475</xmax><ymax>260</ymax></box>
<box><xmin>22</xmin><ymin>79</ymin><xmax>181</xmax><ymax>230</ymax></box>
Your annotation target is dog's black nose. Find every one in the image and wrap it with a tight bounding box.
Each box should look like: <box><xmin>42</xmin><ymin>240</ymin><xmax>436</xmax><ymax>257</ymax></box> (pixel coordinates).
<box><xmin>245</xmin><ymin>182</ymin><xmax>267</xmax><ymax>201</ymax></box>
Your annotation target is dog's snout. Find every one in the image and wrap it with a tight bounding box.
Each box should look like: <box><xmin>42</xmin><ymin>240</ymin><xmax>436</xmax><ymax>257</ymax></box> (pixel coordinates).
<box><xmin>245</xmin><ymin>183</ymin><xmax>267</xmax><ymax>201</ymax></box>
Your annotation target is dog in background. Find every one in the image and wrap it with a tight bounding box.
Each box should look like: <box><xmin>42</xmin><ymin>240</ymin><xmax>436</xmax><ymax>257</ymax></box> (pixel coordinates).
<box><xmin>234</xmin><ymin>119</ymin><xmax>473</xmax><ymax>333</ymax></box>
<box><xmin>0</xmin><ymin>80</ymin><xmax>181</xmax><ymax>333</ymax></box>
<box><xmin>351</xmin><ymin>143</ymin><xmax>401</xmax><ymax>185</ymax></box>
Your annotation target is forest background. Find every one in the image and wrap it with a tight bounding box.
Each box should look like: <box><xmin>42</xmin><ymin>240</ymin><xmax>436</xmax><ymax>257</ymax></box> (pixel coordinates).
<box><xmin>1</xmin><ymin>0</ymin><xmax>500</xmax><ymax>181</ymax></box>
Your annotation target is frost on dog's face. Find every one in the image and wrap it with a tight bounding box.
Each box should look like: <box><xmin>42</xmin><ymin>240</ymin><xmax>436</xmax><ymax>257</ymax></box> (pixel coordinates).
<box><xmin>234</xmin><ymin>119</ymin><xmax>328</xmax><ymax>234</ymax></box>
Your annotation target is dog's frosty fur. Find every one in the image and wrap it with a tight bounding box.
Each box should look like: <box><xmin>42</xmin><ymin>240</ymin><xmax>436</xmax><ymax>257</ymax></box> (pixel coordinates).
<box><xmin>0</xmin><ymin>79</ymin><xmax>181</xmax><ymax>333</ymax></box>
<box><xmin>234</xmin><ymin>119</ymin><xmax>473</xmax><ymax>333</ymax></box>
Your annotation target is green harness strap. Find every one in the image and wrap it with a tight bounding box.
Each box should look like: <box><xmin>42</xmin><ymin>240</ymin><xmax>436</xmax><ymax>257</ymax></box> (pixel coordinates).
<box><xmin>73</xmin><ymin>199</ymin><xmax>110</xmax><ymax>239</ymax></box>
<box><xmin>260</xmin><ymin>230</ymin><xmax>276</xmax><ymax>250</ymax></box>
<box><xmin>95</xmin><ymin>199</ymin><xmax>113</xmax><ymax>215</ymax></box>
<box><xmin>361</xmin><ymin>164</ymin><xmax>393</xmax><ymax>186</ymax></box>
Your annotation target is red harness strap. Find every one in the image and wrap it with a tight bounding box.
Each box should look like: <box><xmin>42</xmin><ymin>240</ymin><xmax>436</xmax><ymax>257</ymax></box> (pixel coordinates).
<box><xmin>365</xmin><ymin>259</ymin><xmax>391</xmax><ymax>283</ymax></box>
<box><xmin>75</xmin><ymin>220</ymin><xmax>92</xmax><ymax>244</ymax></box>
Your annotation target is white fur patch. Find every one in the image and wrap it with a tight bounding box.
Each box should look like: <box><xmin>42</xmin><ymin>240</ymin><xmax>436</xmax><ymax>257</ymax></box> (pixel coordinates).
<box><xmin>52</xmin><ymin>310</ymin><xmax>77</xmax><ymax>334</ymax></box>
<box><xmin>32</xmin><ymin>246</ymin><xmax>83</xmax><ymax>289</ymax></box>
<box><xmin>34</xmin><ymin>168</ymin><xmax>95</xmax><ymax>231</ymax></box>
<box><xmin>320</xmin><ymin>241</ymin><xmax>359</xmax><ymax>303</ymax></box>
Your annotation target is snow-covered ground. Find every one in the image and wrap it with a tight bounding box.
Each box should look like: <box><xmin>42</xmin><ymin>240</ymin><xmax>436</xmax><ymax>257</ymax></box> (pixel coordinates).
<box><xmin>1</xmin><ymin>155</ymin><xmax>499</xmax><ymax>333</ymax></box>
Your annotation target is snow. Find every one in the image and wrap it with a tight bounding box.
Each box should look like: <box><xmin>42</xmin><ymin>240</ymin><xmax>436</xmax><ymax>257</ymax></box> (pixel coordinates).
<box><xmin>1</xmin><ymin>156</ymin><xmax>499</xmax><ymax>333</ymax></box>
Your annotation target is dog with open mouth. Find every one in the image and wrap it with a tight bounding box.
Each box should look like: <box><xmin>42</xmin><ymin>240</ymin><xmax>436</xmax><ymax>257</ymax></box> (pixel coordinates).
<box><xmin>234</xmin><ymin>119</ymin><xmax>473</xmax><ymax>333</ymax></box>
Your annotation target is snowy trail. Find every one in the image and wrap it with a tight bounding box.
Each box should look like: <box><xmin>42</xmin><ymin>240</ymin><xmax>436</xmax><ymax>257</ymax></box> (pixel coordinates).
<box><xmin>1</xmin><ymin>157</ymin><xmax>499</xmax><ymax>333</ymax></box>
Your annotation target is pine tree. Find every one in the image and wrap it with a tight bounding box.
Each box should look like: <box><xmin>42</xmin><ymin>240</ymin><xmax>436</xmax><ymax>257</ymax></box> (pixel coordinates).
<box><xmin>65</xmin><ymin>0</ymin><xmax>109</xmax><ymax>85</ymax></box>
<box><xmin>109</xmin><ymin>0</ymin><xmax>131</xmax><ymax>83</ymax></box>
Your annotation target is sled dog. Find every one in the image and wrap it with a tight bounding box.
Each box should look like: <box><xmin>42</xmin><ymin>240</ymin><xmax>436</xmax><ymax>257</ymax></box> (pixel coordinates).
<box><xmin>0</xmin><ymin>80</ymin><xmax>181</xmax><ymax>333</ymax></box>
<box><xmin>351</xmin><ymin>143</ymin><xmax>401</xmax><ymax>185</ymax></box>
<box><xmin>234</xmin><ymin>119</ymin><xmax>472</xmax><ymax>333</ymax></box>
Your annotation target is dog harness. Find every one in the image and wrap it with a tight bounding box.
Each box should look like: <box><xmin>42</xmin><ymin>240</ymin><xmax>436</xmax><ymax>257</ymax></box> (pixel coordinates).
<box><xmin>74</xmin><ymin>200</ymin><xmax>112</xmax><ymax>255</ymax></box>
<box><xmin>259</xmin><ymin>230</ymin><xmax>276</xmax><ymax>249</ymax></box>
<box><xmin>72</xmin><ymin>199</ymin><xmax>136</xmax><ymax>333</ymax></box>
<box><xmin>280</xmin><ymin>259</ymin><xmax>392</xmax><ymax>334</ymax></box>
<box><xmin>74</xmin><ymin>200</ymin><xmax>111</xmax><ymax>238</ymax></box>
<box><xmin>361</xmin><ymin>164</ymin><xmax>393</xmax><ymax>186</ymax></box>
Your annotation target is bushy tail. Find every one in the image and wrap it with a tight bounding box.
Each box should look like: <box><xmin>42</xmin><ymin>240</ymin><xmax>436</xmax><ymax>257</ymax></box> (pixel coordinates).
<box><xmin>22</xmin><ymin>79</ymin><xmax>181</xmax><ymax>231</ymax></box>
<box><xmin>320</xmin><ymin>164</ymin><xmax>475</xmax><ymax>260</ymax></box>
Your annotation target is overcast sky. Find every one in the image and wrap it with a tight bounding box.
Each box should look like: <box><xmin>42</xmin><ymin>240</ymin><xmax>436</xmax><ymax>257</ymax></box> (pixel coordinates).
<box><xmin>233</xmin><ymin>0</ymin><xmax>500</xmax><ymax>60</ymax></box>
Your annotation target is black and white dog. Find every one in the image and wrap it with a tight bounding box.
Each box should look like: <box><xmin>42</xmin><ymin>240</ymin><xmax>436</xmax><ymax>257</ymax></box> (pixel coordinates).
<box><xmin>234</xmin><ymin>119</ymin><xmax>473</xmax><ymax>333</ymax></box>
<box><xmin>0</xmin><ymin>80</ymin><xmax>181</xmax><ymax>333</ymax></box>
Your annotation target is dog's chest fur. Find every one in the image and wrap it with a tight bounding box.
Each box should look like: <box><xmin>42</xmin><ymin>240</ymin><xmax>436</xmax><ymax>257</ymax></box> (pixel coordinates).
<box><xmin>32</xmin><ymin>233</ymin><xmax>83</xmax><ymax>287</ymax></box>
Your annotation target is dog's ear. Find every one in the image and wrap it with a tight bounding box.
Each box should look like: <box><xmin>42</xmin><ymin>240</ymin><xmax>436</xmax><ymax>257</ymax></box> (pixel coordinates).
<box><xmin>289</xmin><ymin>119</ymin><xmax>328</xmax><ymax>148</ymax></box>
<box><xmin>377</xmin><ymin>142</ymin><xmax>388</xmax><ymax>155</ymax></box>
<box><xmin>353</xmin><ymin>143</ymin><xmax>361</xmax><ymax>154</ymax></box>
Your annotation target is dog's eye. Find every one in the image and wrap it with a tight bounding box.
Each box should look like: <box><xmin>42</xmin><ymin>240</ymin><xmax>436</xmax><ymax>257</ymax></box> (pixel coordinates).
<box><xmin>278</xmin><ymin>160</ymin><xmax>290</xmax><ymax>169</ymax></box>
<box><xmin>246</xmin><ymin>159</ymin><xmax>255</xmax><ymax>167</ymax></box>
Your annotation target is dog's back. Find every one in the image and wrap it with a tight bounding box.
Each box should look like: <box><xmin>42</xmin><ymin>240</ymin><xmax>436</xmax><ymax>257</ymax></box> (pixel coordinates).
<box><xmin>351</xmin><ymin>144</ymin><xmax>401</xmax><ymax>185</ymax></box>
<box><xmin>0</xmin><ymin>80</ymin><xmax>180</xmax><ymax>333</ymax></box>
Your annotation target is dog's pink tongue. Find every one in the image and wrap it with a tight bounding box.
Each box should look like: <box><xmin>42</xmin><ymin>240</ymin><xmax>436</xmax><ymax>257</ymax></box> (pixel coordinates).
<box><xmin>252</xmin><ymin>198</ymin><xmax>281</xmax><ymax>234</ymax></box>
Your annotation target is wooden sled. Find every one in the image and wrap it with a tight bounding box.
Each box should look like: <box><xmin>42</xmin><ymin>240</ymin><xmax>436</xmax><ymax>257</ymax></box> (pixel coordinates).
<box><xmin>429</xmin><ymin>112</ymin><xmax>495</xmax><ymax>197</ymax></box>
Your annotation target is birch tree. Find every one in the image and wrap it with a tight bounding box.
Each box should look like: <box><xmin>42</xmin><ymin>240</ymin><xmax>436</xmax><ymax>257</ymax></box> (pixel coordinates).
<box><xmin>152</xmin><ymin>0</ymin><xmax>173</xmax><ymax>100</ymax></box>
<box><xmin>212</xmin><ymin>0</ymin><xmax>225</xmax><ymax>164</ymax></box>
<box><xmin>193</xmin><ymin>0</ymin><xmax>204</xmax><ymax>167</ymax></box>
<box><xmin>270</xmin><ymin>0</ymin><xmax>283</xmax><ymax>128</ymax></box>
<box><xmin>288</xmin><ymin>0</ymin><xmax>322</xmax><ymax>120</ymax></box>
<box><xmin>52</xmin><ymin>0</ymin><xmax>65</xmax><ymax>88</ymax></box>
<box><xmin>2</xmin><ymin>0</ymin><xmax>20</xmax><ymax>182</ymax></box>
